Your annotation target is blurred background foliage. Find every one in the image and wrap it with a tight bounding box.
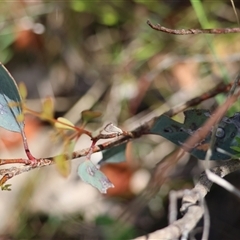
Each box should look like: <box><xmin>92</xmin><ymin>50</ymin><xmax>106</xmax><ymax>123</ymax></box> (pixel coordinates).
<box><xmin>1</xmin><ymin>1</ymin><xmax>240</xmax><ymax>239</ymax></box>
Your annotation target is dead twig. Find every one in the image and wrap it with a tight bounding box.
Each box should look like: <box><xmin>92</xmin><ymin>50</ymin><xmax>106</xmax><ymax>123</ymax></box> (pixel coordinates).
<box><xmin>134</xmin><ymin>159</ymin><xmax>240</xmax><ymax>240</ymax></box>
<box><xmin>0</xmin><ymin>78</ymin><xmax>239</xmax><ymax>187</ymax></box>
<box><xmin>164</xmin><ymin>81</ymin><xmax>233</xmax><ymax>117</ymax></box>
<box><xmin>147</xmin><ymin>19</ymin><xmax>240</xmax><ymax>35</ymax></box>
<box><xmin>182</xmin><ymin>92</ymin><xmax>240</xmax><ymax>153</ymax></box>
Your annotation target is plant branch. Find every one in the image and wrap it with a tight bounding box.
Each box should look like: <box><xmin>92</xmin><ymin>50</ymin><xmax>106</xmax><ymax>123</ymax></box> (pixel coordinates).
<box><xmin>0</xmin><ymin>79</ymin><xmax>238</xmax><ymax>187</ymax></box>
<box><xmin>164</xmin><ymin>81</ymin><xmax>233</xmax><ymax>117</ymax></box>
<box><xmin>134</xmin><ymin>159</ymin><xmax>240</xmax><ymax>240</ymax></box>
<box><xmin>147</xmin><ymin>20</ymin><xmax>240</xmax><ymax>35</ymax></box>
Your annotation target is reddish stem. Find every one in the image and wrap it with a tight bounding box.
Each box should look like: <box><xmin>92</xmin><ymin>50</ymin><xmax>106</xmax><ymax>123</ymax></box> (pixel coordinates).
<box><xmin>21</xmin><ymin>130</ymin><xmax>37</xmax><ymax>165</ymax></box>
<box><xmin>0</xmin><ymin>158</ymin><xmax>30</xmax><ymax>165</ymax></box>
<box><xmin>86</xmin><ymin>139</ymin><xmax>98</xmax><ymax>160</ymax></box>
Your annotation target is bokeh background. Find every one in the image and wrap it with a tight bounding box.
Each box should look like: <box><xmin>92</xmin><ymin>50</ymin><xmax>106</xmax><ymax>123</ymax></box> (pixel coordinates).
<box><xmin>1</xmin><ymin>1</ymin><xmax>240</xmax><ymax>239</ymax></box>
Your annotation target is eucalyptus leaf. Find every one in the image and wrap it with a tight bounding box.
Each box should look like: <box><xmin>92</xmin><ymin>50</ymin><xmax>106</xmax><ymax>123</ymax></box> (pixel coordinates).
<box><xmin>41</xmin><ymin>97</ymin><xmax>54</xmax><ymax>120</ymax></box>
<box><xmin>230</xmin><ymin>146</ymin><xmax>240</xmax><ymax>152</ymax></box>
<box><xmin>81</xmin><ymin>110</ymin><xmax>102</xmax><ymax>123</ymax></box>
<box><xmin>149</xmin><ymin>109</ymin><xmax>239</xmax><ymax>160</ymax></box>
<box><xmin>18</xmin><ymin>82</ymin><xmax>27</xmax><ymax>99</ymax></box>
<box><xmin>0</xmin><ymin>63</ymin><xmax>24</xmax><ymax>133</ymax></box>
<box><xmin>78</xmin><ymin>160</ymin><xmax>114</xmax><ymax>193</ymax></box>
<box><xmin>55</xmin><ymin>117</ymin><xmax>75</xmax><ymax>130</ymax></box>
<box><xmin>54</xmin><ymin>154</ymin><xmax>70</xmax><ymax>177</ymax></box>
<box><xmin>99</xmin><ymin>143</ymin><xmax>127</xmax><ymax>164</ymax></box>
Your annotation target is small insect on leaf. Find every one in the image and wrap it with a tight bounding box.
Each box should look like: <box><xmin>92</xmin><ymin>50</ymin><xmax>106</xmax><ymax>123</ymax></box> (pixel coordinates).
<box><xmin>55</xmin><ymin>117</ymin><xmax>75</xmax><ymax>130</ymax></box>
<box><xmin>54</xmin><ymin>154</ymin><xmax>70</xmax><ymax>177</ymax></box>
<box><xmin>41</xmin><ymin>97</ymin><xmax>54</xmax><ymax>120</ymax></box>
<box><xmin>78</xmin><ymin>160</ymin><xmax>114</xmax><ymax>194</ymax></box>
<box><xmin>81</xmin><ymin>110</ymin><xmax>102</xmax><ymax>124</ymax></box>
<box><xmin>0</xmin><ymin>63</ymin><xmax>24</xmax><ymax>133</ymax></box>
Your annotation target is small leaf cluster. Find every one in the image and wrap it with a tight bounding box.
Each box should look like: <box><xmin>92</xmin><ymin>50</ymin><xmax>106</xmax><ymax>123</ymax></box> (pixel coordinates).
<box><xmin>0</xmin><ymin>63</ymin><xmax>125</xmax><ymax>193</ymax></box>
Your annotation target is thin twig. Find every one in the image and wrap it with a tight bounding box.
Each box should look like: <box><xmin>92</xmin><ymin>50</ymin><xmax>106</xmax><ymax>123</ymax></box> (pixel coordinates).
<box><xmin>134</xmin><ymin>75</ymin><xmax>240</xmax><ymax>239</ymax></box>
<box><xmin>178</xmin><ymin>92</ymin><xmax>240</xmax><ymax>154</ymax></box>
<box><xmin>230</xmin><ymin>0</ymin><xmax>240</xmax><ymax>26</ymax></box>
<box><xmin>200</xmin><ymin>72</ymin><xmax>240</xmax><ymax>240</ymax></box>
<box><xmin>181</xmin><ymin>159</ymin><xmax>240</xmax><ymax>212</ymax></box>
<box><xmin>201</xmin><ymin>199</ymin><xmax>210</xmax><ymax>240</ymax></box>
<box><xmin>227</xmin><ymin>72</ymin><xmax>240</xmax><ymax>97</ymax></box>
<box><xmin>0</xmin><ymin>77</ymin><xmax>239</xmax><ymax>187</ymax></box>
<box><xmin>135</xmin><ymin>205</ymin><xmax>203</xmax><ymax>240</ymax></box>
<box><xmin>134</xmin><ymin>159</ymin><xmax>240</xmax><ymax>240</ymax></box>
<box><xmin>147</xmin><ymin>20</ymin><xmax>240</xmax><ymax>35</ymax></box>
<box><xmin>164</xmin><ymin>81</ymin><xmax>233</xmax><ymax>117</ymax></box>
<box><xmin>203</xmin><ymin>72</ymin><xmax>240</xmax><ymax>183</ymax></box>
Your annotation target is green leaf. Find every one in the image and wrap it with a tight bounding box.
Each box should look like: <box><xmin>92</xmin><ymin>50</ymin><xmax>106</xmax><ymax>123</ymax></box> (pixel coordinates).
<box><xmin>54</xmin><ymin>154</ymin><xmax>70</xmax><ymax>177</ymax></box>
<box><xmin>55</xmin><ymin>117</ymin><xmax>75</xmax><ymax>130</ymax></box>
<box><xmin>99</xmin><ymin>6</ymin><xmax>119</xmax><ymax>26</ymax></box>
<box><xmin>95</xmin><ymin>215</ymin><xmax>136</xmax><ymax>240</ymax></box>
<box><xmin>230</xmin><ymin>146</ymin><xmax>240</xmax><ymax>152</ymax></box>
<box><xmin>0</xmin><ymin>63</ymin><xmax>24</xmax><ymax>133</ymax></box>
<box><xmin>235</xmin><ymin>136</ymin><xmax>240</xmax><ymax>145</ymax></box>
<box><xmin>70</xmin><ymin>1</ymin><xmax>87</xmax><ymax>12</ymax></box>
<box><xmin>41</xmin><ymin>97</ymin><xmax>54</xmax><ymax>120</ymax></box>
<box><xmin>78</xmin><ymin>160</ymin><xmax>114</xmax><ymax>194</ymax></box>
<box><xmin>149</xmin><ymin>109</ymin><xmax>238</xmax><ymax>160</ymax></box>
<box><xmin>18</xmin><ymin>82</ymin><xmax>28</xmax><ymax>100</ymax></box>
<box><xmin>134</xmin><ymin>44</ymin><xmax>158</xmax><ymax>61</ymax></box>
<box><xmin>99</xmin><ymin>143</ymin><xmax>127</xmax><ymax>164</ymax></box>
<box><xmin>81</xmin><ymin>110</ymin><xmax>102</xmax><ymax>124</ymax></box>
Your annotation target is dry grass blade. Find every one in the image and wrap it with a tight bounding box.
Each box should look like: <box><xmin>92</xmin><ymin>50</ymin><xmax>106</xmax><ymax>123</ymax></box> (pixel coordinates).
<box><xmin>230</xmin><ymin>0</ymin><xmax>240</xmax><ymax>25</ymax></box>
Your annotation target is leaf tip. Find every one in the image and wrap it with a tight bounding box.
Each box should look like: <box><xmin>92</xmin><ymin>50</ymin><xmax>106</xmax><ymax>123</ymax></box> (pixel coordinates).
<box><xmin>55</xmin><ymin>117</ymin><xmax>75</xmax><ymax>130</ymax></box>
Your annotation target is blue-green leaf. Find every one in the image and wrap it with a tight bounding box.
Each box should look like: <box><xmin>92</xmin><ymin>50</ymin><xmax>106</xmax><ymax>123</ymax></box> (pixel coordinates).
<box><xmin>99</xmin><ymin>143</ymin><xmax>127</xmax><ymax>164</ymax></box>
<box><xmin>78</xmin><ymin>160</ymin><xmax>114</xmax><ymax>193</ymax></box>
<box><xmin>0</xmin><ymin>63</ymin><xmax>24</xmax><ymax>133</ymax></box>
<box><xmin>149</xmin><ymin>109</ymin><xmax>238</xmax><ymax>160</ymax></box>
